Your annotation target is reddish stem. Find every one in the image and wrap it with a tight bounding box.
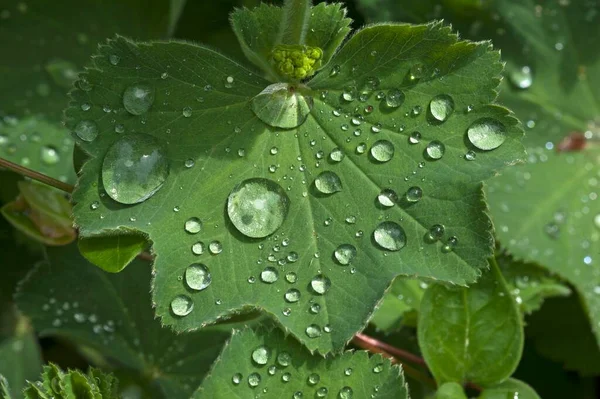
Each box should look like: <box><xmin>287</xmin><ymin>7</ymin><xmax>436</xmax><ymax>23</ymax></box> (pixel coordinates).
<box><xmin>0</xmin><ymin>157</ymin><xmax>74</xmax><ymax>193</ymax></box>
<box><xmin>354</xmin><ymin>333</ymin><xmax>427</xmax><ymax>366</ymax></box>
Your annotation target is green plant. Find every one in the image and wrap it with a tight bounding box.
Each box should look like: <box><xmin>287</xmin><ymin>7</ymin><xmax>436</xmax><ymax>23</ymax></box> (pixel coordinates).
<box><xmin>0</xmin><ymin>0</ymin><xmax>598</xmax><ymax>398</ymax></box>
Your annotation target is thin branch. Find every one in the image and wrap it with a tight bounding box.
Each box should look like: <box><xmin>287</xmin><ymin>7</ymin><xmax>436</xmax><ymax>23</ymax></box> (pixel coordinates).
<box><xmin>0</xmin><ymin>157</ymin><xmax>74</xmax><ymax>193</ymax></box>
<box><xmin>354</xmin><ymin>333</ymin><xmax>427</xmax><ymax>366</ymax></box>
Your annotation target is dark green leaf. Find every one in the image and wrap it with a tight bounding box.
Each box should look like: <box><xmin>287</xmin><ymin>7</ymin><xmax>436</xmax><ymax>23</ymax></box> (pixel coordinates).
<box><xmin>78</xmin><ymin>234</ymin><xmax>148</xmax><ymax>273</ymax></box>
<box><xmin>196</xmin><ymin>327</ymin><xmax>409</xmax><ymax>398</ymax></box>
<box><xmin>16</xmin><ymin>244</ymin><xmax>230</xmax><ymax>398</ymax></box>
<box><xmin>369</xmin><ymin>278</ymin><xmax>424</xmax><ymax>332</ymax></box>
<box><xmin>478</xmin><ymin>378</ymin><xmax>540</xmax><ymax>399</ymax></box>
<box><xmin>418</xmin><ymin>259</ymin><xmax>524</xmax><ymax>386</ymax></box>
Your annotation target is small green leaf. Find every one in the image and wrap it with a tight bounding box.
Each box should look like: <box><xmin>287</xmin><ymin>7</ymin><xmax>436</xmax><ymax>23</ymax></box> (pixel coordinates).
<box><xmin>0</xmin><ymin>375</ymin><xmax>12</xmax><ymax>399</ymax></box>
<box><xmin>478</xmin><ymin>378</ymin><xmax>540</xmax><ymax>399</ymax></box>
<box><xmin>16</xmin><ymin>244</ymin><xmax>231</xmax><ymax>398</ymax></box>
<box><xmin>78</xmin><ymin>234</ymin><xmax>148</xmax><ymax>273</ymax></box>
<box><xmin>1</xmin><ymin>182</ymin><xmax>75</xmax><ymax>246</ymax></box>
<box><xmin>434</xmin><ymin>382</ymin><xmax>467</xmax><ymax>399</ymax></box>
<box><xmin>418</xmin><ymin>259</ymin><xmax>524</xmax><ymax>386</ymax></box>
<box><xmin>196</xmin><ymin>328</ymin><xmax>409</xmax><ymax>398</ymax></box>
<box><xmin>22</xmin><ymin>365</ymin><xmax>119</xmax><ymax>399</ymax></box>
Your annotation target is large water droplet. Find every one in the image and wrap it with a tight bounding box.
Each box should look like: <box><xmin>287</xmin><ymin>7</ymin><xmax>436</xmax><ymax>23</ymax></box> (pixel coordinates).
<box><xmin>285</xmin><ymin>289</ymin><xmax>301</xmax><ymax>303</ymax></box>
<box><xmin>310</xmin><ymin>275</ymin><xmax>331</xmax><ymax>295</ymax></box>
<box><xmin>429</xmin><ymin>94</ymin><xmax>454</xmax><ymax>122</ymax></box>
<box><xmin>314</xmin><ymin>171</ymin><xmax>342</xmax><ymax>194</ymax></box>
<box><xmin>102</xmin><ymin>134</ymin><xmax>169</xmax><ymax>204</ymax></box>
<box><xmin>373</xmin><ymin>221</ymin><xmax>407</xmax><ymax>251</ymax></box>
<box><xmin>334</xmin><ymin>244</ymin><xmax>357</xmax><ymax>265</ymax></box>
<box><xmin>227</xmin><ymin>178</ymin><xmax>290</xmax><ymax>238</ymax></box>
<box><xmin>185</xmin><ymin>264</ymin><xmax>211</xmax><ymax>291</ymax></box>
<box><xmin>171</xmin><ymin>295</ymin><xmax>193</xmax><ymax>316</ymax></box>
<box><xmin>251</xmin><ymin>83</ymin><xmax>313</xmax><ymax>128</ymax></box>
<box><xmin>74</xmin><ymin>120</ymin><xmax>98</xmax><ymax>142</ymax></box>
<box><xmin>260</xmin><ymin>267</ymin><xmax>279</xmax><ymax>283</ymax></box>
<box><xmin>425</xmin><ymin>140</ymin><xmax>445</xmax><ymax>160</ymax></box>
<box><xmin>252</xmin><ymin>346</ymin><xmax>270</xmax><ymax>365</ymax></box>
<box><xmin>123</xmin><ymin>83</ymin><xmax>155</xmax><ymax>115</ymax></box>
<box><xmin>370</xmin><ymin>140</ymin><xmax>394</xmax><ymax>162</ymax></box>
<box><xmin>385</xmin><ymin>89</ymin><xmax>405</xmax><ymax>108</ymax></box>
<box><xmin>467</xmin><ymin>118</ymin><xmax>507</xmax><ymax>150</ymax></box>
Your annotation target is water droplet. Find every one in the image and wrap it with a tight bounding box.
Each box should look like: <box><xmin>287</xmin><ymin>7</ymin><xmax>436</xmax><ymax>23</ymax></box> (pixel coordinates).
<box><xmin>185</xmin><ymin>264</ymin><xmax>211</xmax><ymax>291</ymax></box>
<box><xmin>182</xmin><ymin>106</ymin><xmax>192</xmax><ymax>117</ymax></box>
<box><xmin>114</xmin><ymin>123</ymin><xmax>125</xmax><ymax>133</ymax></box>
<box><xmin>330</xmin><ymin>65</ymin><xmax>341</xmax><ymax>77</ymax></box>
<box><xmin>285</xmin><ymin>289</ymin><xmax>301</xmax><ymax>303</ymax></box>
<box><xmin>310</xmin><ymin>303</ymin><xmax>321</xmax><ymax>314</ymax></box>
<box><xmin>74</xmin><ymin>120</ymin><xmax>98</xmax><ymax>142</ymax></box>
<box><xmin>293</xmin><ymin>391</ymin><xmax>303</xmax><ymax>399</ymax></box>
<box><xmin>81</xmin><ymin>102</ymin><xmax>91</xmax><ymax>111</ymax></box>
<box><xmin>356</xmin><ymin>143</ymin><xmax>367</xmax><ymax>154</ymax></box>
<box><xmin>122</xmin><ymin>83</ymin><xmax>155</xmax><ymax>115</ymax></box>
<box><xmin>248</xmin><ymin>372</ymin><xmax>261</xmax><ymax>388</ymax></box>
<box><xmin>102</xmin><ymin>134</ymin><xmax>169</xmax><ymax>204</ymax></box>
<box><xmin>271</xmin><ymin>352</ymin><xmax>289</xmax><ymax>369</ymax></box>
<box><xmin>429</xmin><ymin>94</ymin><xmax>454</xmax><ymax>122</ymax></box>
<box><xmin>260</xmin><ymin>267</ymin><xmax>279</xmax><ymax>283</ymax></box>
<box><xmin>405</xmin><ymin>186</ymin><xmax>423</xmax><ymax>203</ymax></box>
<box><xmin>509</xmin><ymin>66</ymin><xmax>533</xmax><ymax>89</ymax></box>
<box><xmin>232</xmin><ymin>373</ymin><xmax>242</xmax><ymax>385</ymax></box>
<box><xmin>442</xmin><ymin>236</ymin><xmax>458</xmax><ymax>253</ymax></box>
<box><xmin>334</xmin><ymin>244</ymin><xmax>357</xmax><ymax>265</ymax></box>
<box><xmin>409</xmin><ymin>63</ymin><xmax>425</xmax><ymax>80</ymax></box>
<box><xmin>373</xmin><ymin>363</ymin><xmax>384</xmax><ymax>373</ymax></box>
<box><xmin>339</xmin><ymin>386</ymin><xmax>353</xmax><ymax>399</ymax></box>
<box><xmin>185</xmin><ymin>159</ymin><xmax>195</xmax><ymax>168</ymax></box>
<box><xmin>252</xmin><ymin>346</ymin><xmax>270</xmax><ymax>365</ymax></box>
<box><xmin>314</xmin><ymin>171</ymin><xmax>342</xmax><ymax>194</ymax></box>
<box><xmin>385</xmin><ymin>89</ymin><xmax>405</xmax><ymax>108</ymax></box>
<box><xmin>373</xmin><ymin>221</ymin><xmax>407</xmax><ymax>251</ymax></box>
<box><xmin>209</xmin><ymin>241</ymin><xmax>222</xmax><ymax>254</ymax></box>
<box><xmin>251</xmin><ymin>83</ymin><xmax>313</xmax><ymax>128</ymax></box>
<box><xmin>344</xmin><ymin>368</ymin><xmax>353</xmax><ymax>376</ymax></box>
<box><xmin>409</xmin><ymin>131</ymin><xmax>421</xmax><ymax>144</ymax></box>
<box><xmin>285</xmin><ymin>272</ymin><xmax>297</xmax><ymax>283</ymax></box>
<box><xmin>425</xmin><ymin>140</ymin><xmax>445</xmax><ymax>160</ymax></box>
<box><xmin>185</xmin><ymin>217</ymin><xmax>202</xmax><ymax>234</ymax></box>
<box><xmin>41</xmin><ymin>146</ymin><xmax>59</xmax><ymax>165</ymax></box>
<box><xmin>170</xmin><ymin>295</ymin><xmax>193</xmax><ymax>316</ymax></box>
<box><xmin>464</xmin><ymin>150</ymin><xmax>476</xmax><ymax>161</ymax></box>
<box><xmin>310</xmin><ymin>275</ymin><xmax>331</xmax><ymax>295</ymax></box>
<box><xmin>330</xmin><ymin>147</ymin><xmax>345</xmax><ymax>163</ymax></box>
<box><xmin>109</xmin><ymin>54</ymin><xmax>120</xmax><ymax>65</ymax></box>
<box><xmin>282</xmin><ymin>372</ymin><xmax>291</xmax><ymax>382</ymax></box>
<box><xmin>227</xmin><ymin>178</ymin><xmax>290</xmax><ymax>238</ymax></box>
<box><xmin>370</xmin><ymin>140</ymin><xmax>394</xmax><ymax>162</ymax></box>
<box><xmin>377</xmin><ymin>189</ymin><xmax>398</xmax><ymax>207</ymax></box>
<box><xmin>317</xmin><ymin>387</ymin><xmax>328</xmax><ymax>397</ymax></box>
<box><xmin>305</xmin><ymin>324</ymin><xmax>322</xmax><ymax>338</ymax></box>
<box><xmin>90</xmin><ymin>201</ymin><xmax>99</xmax><ymax>210</ymax></box>
<box><xmin>307</xmin><ymin>373</ymin><xmax>320</xmax><ymax>385</ymax></box>
<box><xmin>594</xmin><ymin>214</ymin><xmax>600</xmax><ymax>229</ymax></box>
<box><xmin>467</xmin><ymin>118</ymin><xmax>507</xmax><ymax>150</ymax></box>
<box><xmin>425</xmin><ymin>224</ymin><xmax>445</xmax><ymax>242</ymax></box>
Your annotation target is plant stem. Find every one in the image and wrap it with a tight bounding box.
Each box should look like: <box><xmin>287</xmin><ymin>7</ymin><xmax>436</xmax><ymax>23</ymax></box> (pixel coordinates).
<box><xmin>0</xmin><ymin>157</ymin><xmax>74</xmax><ymax>194</ymax></box>
<box><xmin>353</xmin><ymin>333</ymin><xmax>427</xmax><ymax>366</ymax></box>
<box><xmin>279</xmin><ymin>0</ymin><xmax>311</xmax><ymax>45</ymax></box>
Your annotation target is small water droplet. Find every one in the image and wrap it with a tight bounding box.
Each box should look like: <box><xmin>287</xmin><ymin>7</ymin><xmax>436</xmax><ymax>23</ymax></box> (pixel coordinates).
<box><xmin>409</xmin><ymin>131</ymin><xmax>421</xmax><ymax>144</ymax></box>
<box><xmin>442</xmin><ymin>236</ymin><xmax>458</xmax><ymax>253</ymax></box>
<box><xmin>170</xmin><ymin>295</ymin><xmax>193</xmax><ymax>316</ymax></box>
<box><xmin>429</xmin><ymin>94</ymin><xmax>454</xmax><ymax>122</ymax></box>
<box><xmin>305</xmin><ymin>324</ymin><xmax>322</xmax><ymax>338</ymax></box>
<box><xmin>464</xmin><ymin>150</ymin><xmax>476</xmax><ymax>161</ymax></box>
<box><xmin>467</xmin><ymin>118</ymin><xmax>507</xmax><ymax>150</ymax></box>
<box><xmin>334</xmin><ymin>244</ymin><xmax>357</xmax><ymax>265</ymax></box>
<box><xmin>248</xmin><ymin>372</ymin><xmax>261</xmax><ymax>388</ymax></box>
<box><xmin>385</xmin><ymin>89</ymin><xmax>405</xmax><ymax>108</ymax></box>
<box><xmin>90</xmin><ymin>201</ymin><xmax>99</xmax><ymax>210</ymax></box>
<box><xmin>405</xmin><ymin>186</ymin><xmax>423</xmax><ymax>203</ymax></box>
<box><xmin>41</xmin><ymin>146</ymin><xmax>59</xmax><ymax>165</ymax></box>
<box><xmin>185</xmin><ymin>264</ymin><xmax>211</xmax><ymax>291</ymax></box>
<box><xmin>277</xmin><ymin>351</ymin><xmax>291</xmax><ymax>367</ymax></box>
<box><xmin>252</xmin><ymin>346</ymin><xmax>270</xmax><ymax>365</ymax></box>
<box><xmin>330</xmin><ymin>65</ymin><xmax>341</xmax><ymax>77</ymax></box>
<box><xmin>285</xmin><ymin>289</ymin><xmax>301</xmax><ymax>303</ymax></box>
<box><xmin>209</xmin><ymin>241</ymin><xmax>222</xmax><ymax>254</ymax></box>
<box><xmin>285</xmin><ymin>272</ymin><xmax>297</xmax><ymax>283</ymax></box>
<box><xmin>185</xmin><ymin>159</ymin><xmax>195</xmax><ymax>168</ymax></box>
<box><xmin>377</xmin><ymin>189</ymin><xmax>398</xmax><ymax>207</ymax></box>
<box><xmin>330</xmin><ymin>147</ymin><xmax>345</xmax><ymax>163</ymax></box>
<box><xmin>373</xmin><ymin>221</ymin><xmax>407</xmax><ymax>251</ymax></box>
<box><xmin>74</xmin><ymin>120</ymin><xmax>98</xmax><ymax>142</ymax></box>
<box><xmin>509</xmin><ymin>65</ymin><xmax>533</xmax><ymax>89</ymax></box>
<box><xmin>260</xmin><ymin>267</ymin><xmax>279</xmax><ymax>283</ymax></box>
<box><xmin>185</xmin><ymin>217</ymin><xmax>202</xmax><ymax>234</ymax></box>
<box><xmin>370</xmin><ymin>140</ymin><xmax>394</xmax><ymax>162</ymax></box>
<box><xmin>314</xmin><ymin>171</ymin><xmax>342</xmax><ymax>194</ymax></box>
<box><xmin>251</xmin><ymin>83</ymin><xmax>313</xmax><ymax>128</ymax></box>
<box><xmin>409</xmin><ymin>63</ymin><xmax>425</xmax><ymax>80</ymax></box>
<box><xmin>232</xmin><ymin>373</ymin><xmax>242</xmax><ymax>385</ymax></box>
<box><xmin>310</xmin><ymin>303</ymin><xmax>321</xmax><ymax>314</ymax></box>
<box><xmin>182</xmin><ymin>106</ymin><xmax>192</xmax><ymax>117</ymax></box>
<box><xmin>123</xmin><ymin>83</ymin><xmax>155</xmax><ymax>115</ymax></box>
<box><xmin>227</xmin><ymin>178</ymin><xmax>290</xmax><ymax>238</ymax></box>
<box><xmin>307</xmin><ymin>373</ymin><xmax>320</xmax><ymax>385</ymax></box>
<box><xmin>310</xmin><ymin>275</ymin><xmax>331</xmax><ymax>295</ymax></box>
<box><xmin>317</xmin><ymin>387</ymin><xmax>328</xmax><ymax>397</ymax></box>
<box><xmin>109</xmin><ymin>54</ymin><xmax>120</xmax><ymax>65</ymax></box>
<box><xmin>373</xmin><ymin>363</ymin><xmax>384</xmax><ymax>373</ymax></box>
<box><xmin>425</xmin><ymin>140</ymin><xmax>445</xmax><ymax>160</ymax></box>
<box><xmin>425</xmin><ymin>224</ymin><xmax>445</xmax><ymax>243</ymax></box>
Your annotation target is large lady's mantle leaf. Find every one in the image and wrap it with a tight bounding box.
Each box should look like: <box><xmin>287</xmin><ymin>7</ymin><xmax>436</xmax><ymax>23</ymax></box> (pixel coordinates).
<box><xmin>196</xmin><ymin>328</ymin><xmax>408</xmax><ymax>398</ymax></box>
<box><xmin>66</xmin><ymin>22</ymin><xmax>523</xmax><ymax>352</ymax></box>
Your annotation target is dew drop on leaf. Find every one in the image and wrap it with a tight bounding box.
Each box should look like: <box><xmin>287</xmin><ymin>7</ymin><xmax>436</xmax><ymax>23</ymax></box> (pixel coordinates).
<box><xmin>109</xmin><ymin>54</ymin><xmax>120</xmax><ymax>66</ymax></box>
<box><xmin>310</xmin><ymin>303</ymin><xmax>321</xmax><ymax>314</ymax></box>
<box><xmin>594</xmin><ymin>214</ymin><xmax>600</xmax><ymax>229</ymax></box>
<box><xmin>74</xmin><ymin>120</ymin><xmax>98</xmax><ymax>142</ymax></box>
<box><xmin>305</xmin><ymin>324</ymin><xmax>322</xmax><ymax>338</ymax></box>
<box><xmin>182</xmin><ymin>106</ymin><xmax>192</xmax><ymax>117</ymax></box>
<box><xmin>409</xmin><ymin>63</ymin><xmax>425</xmax><ymax>80</ymax></box>
<box><xmin>307</xmin><ymin>373</ymin><xmax>320</xmax><ymax>385</ymax></box>
<box><xmin>405</xmin><ymin>186</ymin><xmax>423</xmax><ymax>203</ymax></box>
<box><xmin>251</xmin><ymin>83</ymin><xmax>313</xmax><ymax>129</ymax></box>
<box><xmin>310</xmin><ymin>275</ymin><xmax>331</xmax><ymax>295</ymax></box>
<box><xmin>170</xmin><ymin>295</ymin><xmax>193</xmax><ymax>316</ymax></box>
<box><xmin>260</xmin><ymin>267</ymin><xmax>279</xmax><ymax>283</ymax></box>
<box><xmin>209</xmin><ymin>241</ymin><xmax>223</xmax><ymax>254</ymax></box>
<box><xmin>248</xmin><ymin>372</ymin><xmax>261</xmax><ymax>388</ymax></box>
<box><xmin>339</xmin><ymin>386</ymin><xmax>353</xmax><ymax>399</ymax></box>
<box><xmin>428</xmin><ymin>94</ymin><xmax>454</xmax><ymax>122</ymax></box>
<box><xmin>370</xmin><ymin>140</ymin><xmax>394</xmax><ymax>162</ymax></box>
<box><xmin>344</xmin><ymin>368</ymin><xmax>353</xmax><ymax>376</ymax></box>
<box><xmin>316</xmin><ymin>387</ymin><xmax>328</xmax><ymax>397</ymax></box>
<box><xmin>425</xmin><ymin>224</ymin><xmax>445</xmax><ymax>242</ymax></box>
<box><xmin>122</xmin><ymin>83</ymin><xmax>155</xmax><ymax>115</ymax></box>
<box><xmin>377</xmin><ymin>189</ymin><xmax>398</xmax><ymax>207</ymax></box>
<box><xmin>425</xmin><ymin>140</ymin><xmax>445</xmax><ymax>160</ymax></box>
<box><xmin>232</xmin><ymin>373</ymin><xmax>242</xmax><ymax>385</ymax></box>
<box><xmin>227</xmin><ymin>178</ymin><xmax>290</xmax><ymax>238</ymax></box>
<box><xmin>334</xmin><ymin>244</ymin><xmax>357</xmax><ymax>265</ymax></box>
<box><xmin>277</xmin><ymin>352</ymin><xmax>291</xmax><ymax>367</ymax></box>
<box><xmin>101</xmin><ymin>134</ymin><xmax>169</xmax><ymax>204</ymax></box>
<box><xmin>467</xmin><ymin>118</ymin><xmax>507</xmax><ymax>150</ymax></box>
<box><xmin>373</xmin><ymin>221</ymin><xmax>407</xmax><ymax>251</ymax></box>
<box><xmin>185</xmin><ymin>217</ymin><xmax>202</xmax><ymax>234</ymax></box>
<box><xmin>464</xmin><ymin>150</ymin><xmax>476</xmax><ymax>161</ymax></box>
<box><xmin>385</xmin><ymin>89</ymin><xmax>405</xmax><ymax>108</ymax></box>
<box><xmin>329</xmin><ymin>147</ymin><xmax>345</xmax><ymax>163</ymax></box>
<box><xmin>314</xmin><ymin>171</ymin><xmax>342</xmax><ymax>194</ymax></box>
<box><xmin>285</xmin><ymin>289</ymin><xmax>301</xmax><ymax>303</ymax></box>
<box><xmin>373</xmin><ymin>363</ymin><xmax>384</xmax><ymax>373</ymax></box>
<box><xmin>184</xmin><ymin>263</ymin><xmax>211</xmax><ymax>291</ymax></box>
<box><xmin>409</xmin><ymin>131</ymin><xmax>421</xmax><ymax>144</ymax></box>
<box><xmin>282</xmin><ymin>372</ymin><xmax>291</xmax><ymax>382</ymax></box>
<box><xmin>251</xmin><ymin>346</ymin><xmax>270</xmax><ymax>365</ymax></box>
<box><xmin>442</xmin><ymin>236</ymin><xmax>458</xmax><ymax>253</ymax></box>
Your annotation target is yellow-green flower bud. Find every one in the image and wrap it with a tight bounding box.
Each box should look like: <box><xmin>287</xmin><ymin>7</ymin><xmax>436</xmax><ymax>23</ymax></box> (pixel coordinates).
<box><xmin>271</xmin><ymin>44</ymin><xmax>323</xmax><ymax>81</ymax></box>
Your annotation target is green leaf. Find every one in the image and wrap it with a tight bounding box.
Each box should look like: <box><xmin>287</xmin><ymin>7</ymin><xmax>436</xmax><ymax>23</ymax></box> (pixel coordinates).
<box><xmin>1</xmin><ymin>182</ymin><xmax>75</xmax><ymax>246</ymax></box>
<box><xmin>497</xmin><ymin>254</ymin><xmax>571</xmax><ymax>315</ymax></box>
<box><xmin>65</xmin><ymin>20</ymin><xmax>523</xmax><ymax>353</ymax></box>
<box><xmin>22</xmin><ymin>364</ymin><xmax>119</xmax><ymax>399</ymax></box>
<box><xmin>526</xmin><ymin>296</ymin><xmax>600</xmax><ymax>376</ymax></box>
<box><xmin>0</xmin><ymin>117</ymin><xmax>75</xmax><ymax>183</ymax></box>
<box><xmin>434</xmin><ymin>382</ymin><xmax>467</xmax><ymax>399</ymax></box>
<box><xmin>478</xmin><ymin>378</ymin><xmax>540</xmax><ymax>399</ymax></box>
<box><xmin>15</xmin><ymin>244</ymin><xmax>231</xmax><ymax>398</ymax></box>
<box><xmin>0</xmin><ymin>317</ymin><xmax>42</xmax><ymax>399</ymax></box>
<box><xmin>418</xmin><ymin>258</ymin><xmax>524</xmax><ymax>386</ymax></box>
<box><xmin>0</xmin><ymin>375</ymin><xmax>13</xmax><ymax>399</ymax></box>
<box><xmin>230</xmin><ymin>3</ymin><xmax>351</xmax><ymax>80</ymax></box>
<box><xmin>196</xmin><ymin>327</ymin><xmax>409</xmax><ymax>398</ymax></box>
<box><xmin>369</xmin><ymin>278</ymin><xmax>424</xmax><ymax>333</ymax></box>
<box><xmin>78</xmin><ymin>234</ymin><xmax>148</xmax><ymax>273</ymax></box>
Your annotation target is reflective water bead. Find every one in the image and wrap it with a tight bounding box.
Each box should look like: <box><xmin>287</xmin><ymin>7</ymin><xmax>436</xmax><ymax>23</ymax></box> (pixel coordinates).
<box><xmin>373</xmin><ymin>221</ymin><xmax>407</xmax><ymax>251</ymax></box>
<box><xmin>329</xmin><ymin>147</ymin><xmax>345</xmax><ymax>163</ymax></box>
<box><xmin>170</xmin><ymin>295</ymin><xmax>193</xmax><ymax>316</ymax></box>
<box><xmin>305</xmin><ymin>324</ymin><xmax>322</xmax><ymax>338</ymax></box>
<box><xmin>428</xmin><ymin>94</ymin><xmax>454</xmax><ymax>122</ymax></box>
<box><xmin>248</xmin><ymin>372</ymin><xmax>261</xmax><ymax>388</ymax></box>
<box><xmin>377</xmin><ymin>189</ymin><xmax>398</xmax><ymax>207</ymax></box>
<box><xmin>232</xmin><ymin>373</ymin><xmax>242</xmax><ymax>385</ymax></box>
<box><xmin>122</xmin><ymin>83</ymin><xmax>155</xmax><ymax>115</ymax></box>
<box><xmin>252</xmin><ymin>346</ymin><xmax>270</xmax><ymax>365</ymax></box>
<box><xmin>409</xmin><ymin>131</ymin><xmax>421</xmax><ymax>144</ymax></box>
<box><xmin>370</xmin><ymin>140</ymin><xmax>394</xmax><ymax>162</ymax></box>
<box><xmin>508</xmin><ymin>65</ymin><xmax>533</xmax><ymax>89</ymax></box>
<box><xmin>310</xmin><ymin>275</ymin><xmax>331</xmax><ymax>295</ymax></box>
<box><xmin>185</xmin><ymin>264</ymin><xmax>211</xmax><ymax>291</ymax></box>
<box><xmin>74</xmin><ymin>120</ymin><xmax>98</xmax><ymax>142</ymax></box>
<box><xmin>425</xmin><ymin>140</ymin><xmax>445</xmax><ymax>160</ymax></box>
<box><xmin>185</xmin><ymin>217</ymin><xmax>202</xmax><ymax>234</ymax></box>
<box><xmin>314</xmin><ymin>171</ymin><xmax>342</xmax><ymax>194</ymax></box>
<box><xmin>467</xmin><ymin>118</ymin><xmax>507</xmax><ymax>150</ymax></box>
<box><xmin>385</xmin><ymin>89</ymin><xmax>405</xmax><ymax>108</ymax></box>
<box><xmin>334</xmin><ymin>244</ymin><xmax>357</xmax><ymax>265</ymax></box>
<box><xmin>464</xmin><ymin>150</ymin><xmax>476</xmax><ymax>161</ymax></box>
<box><xmin>285</xmin><ymin>289</ymin><xmax>301</xmax><ymax>303</ymax></box>
<box><xmin>425</xmin><ymin>224</ymin><xmax>445</xmax><ymax>242</ymax></box>
<box><xmin>442</xmin><ymin>236</ymin><xmax>458</xmax><ymax>253</ymax></box>
<box><xmin>285</xmin><ymin>272</ymin><xmax>297</xmax><ymax>283</ymax></box>
<box><xmin>209</xmin><ymin>241</ymin><xmax>222</xmax><ymax>254</ymax></box>
<box><xmin>260</xmin><ymin>267</ymin><xmax>279</xmax><ymax>283</ymax></box>
<box><xmin>405</xmin><ymin>186</ymin><xmax>423</xmax><ymax>203</ymax></box>
<box><xmin>307</xmin><ymin>373</ymin><xmax>320</xmax><ymax>385</ymax></box>
<box><xmin>277</xmin><ymin>351</ymin><xmax>291</xmax><ymax>367</ymax></box>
